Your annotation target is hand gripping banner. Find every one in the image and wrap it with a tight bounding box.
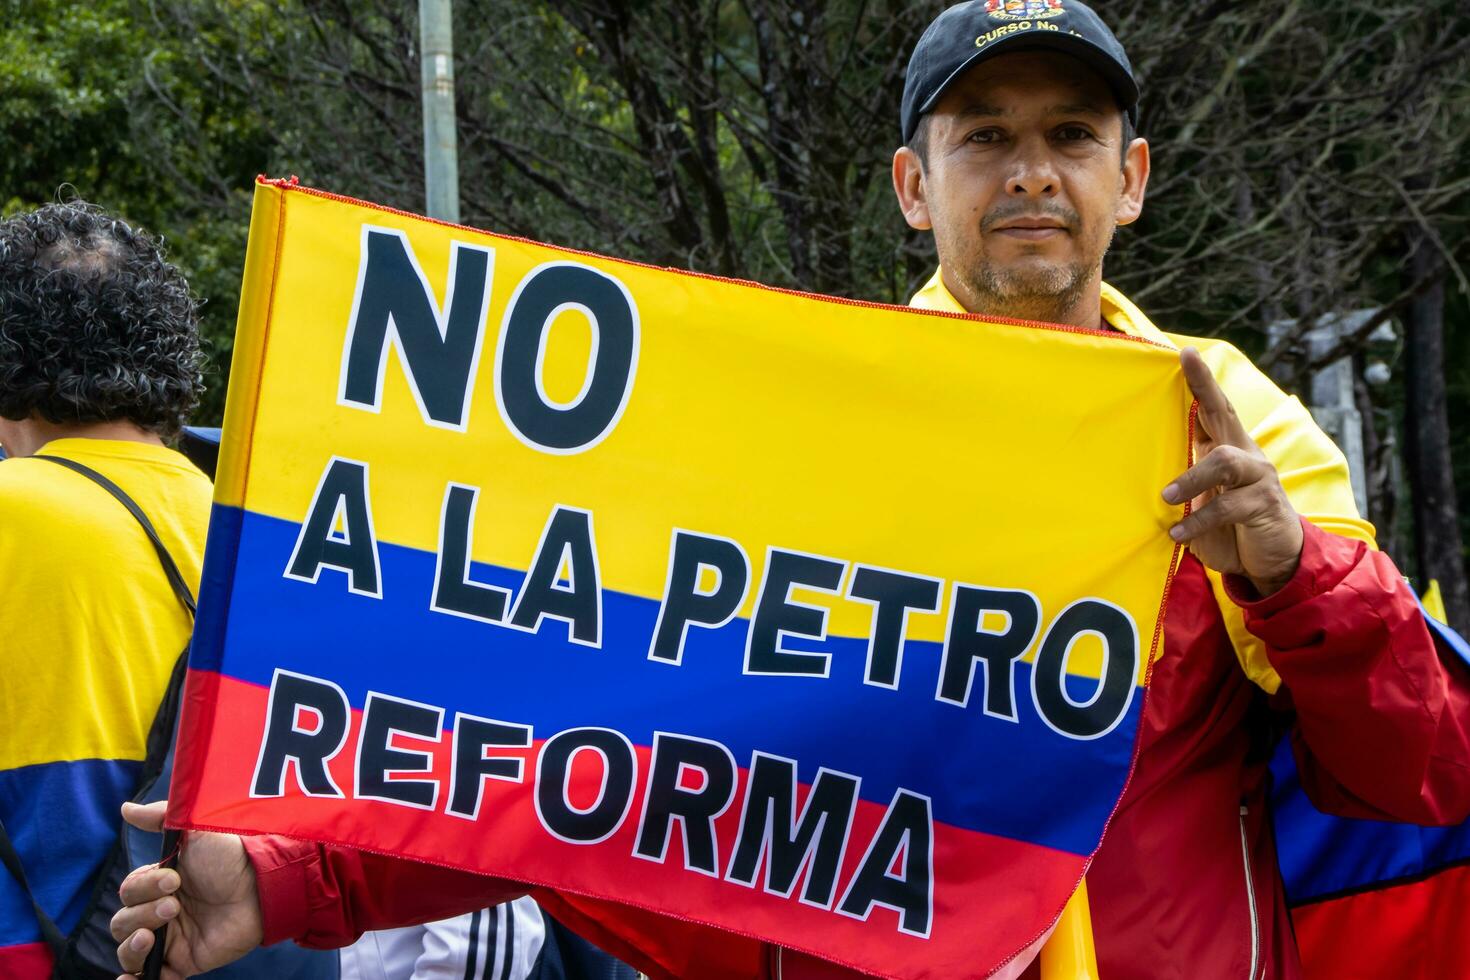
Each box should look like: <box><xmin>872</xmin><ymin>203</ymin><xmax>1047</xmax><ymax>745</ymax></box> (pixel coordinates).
<box><xmin>171</xmin><ymin>178</ymin><xmax>1191</xmax><ymax>979</ymax></box>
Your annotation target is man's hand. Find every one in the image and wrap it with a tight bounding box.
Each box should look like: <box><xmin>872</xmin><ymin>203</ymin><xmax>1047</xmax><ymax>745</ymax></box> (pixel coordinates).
<box><xmin>1162</xmin><ymin>347</ymin><xmax>1304</xmax><ymax>597</ymax></box>
<box><xmin>111</xmin><ymin>801</ymin><xmax>263</xmax><ymax>980</ymax></box>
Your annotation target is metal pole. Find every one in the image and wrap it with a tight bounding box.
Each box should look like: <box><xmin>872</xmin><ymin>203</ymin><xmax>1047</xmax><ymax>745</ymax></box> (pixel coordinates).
<box><xmin>419</xmin><ymin>0</ymin><xmax>460</xmax><ymax>222</ymax></box>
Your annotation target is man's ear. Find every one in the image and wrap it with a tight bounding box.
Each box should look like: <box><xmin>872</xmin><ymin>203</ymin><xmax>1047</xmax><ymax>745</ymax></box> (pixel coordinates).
<box><xmin>892</xmin><ymin>146</ymin><xmax>933</xmax><ymax>231</ymax></box>
<box><xmin>1116</xmin><ymin>136</ymin><xmax>1150</xmax><ymax>227</ymax></box>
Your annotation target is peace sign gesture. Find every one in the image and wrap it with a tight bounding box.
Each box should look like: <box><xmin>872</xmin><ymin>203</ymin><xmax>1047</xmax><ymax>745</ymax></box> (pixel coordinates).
<box><xmin>1162</xmin><ymin>348</ymin><xmax>1305</xmax><ymax>597</ymax></box>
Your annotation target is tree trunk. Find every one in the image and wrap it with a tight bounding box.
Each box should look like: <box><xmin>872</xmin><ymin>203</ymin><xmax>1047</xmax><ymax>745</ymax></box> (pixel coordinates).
<box><xmin>1402</xmin><ymin>226</ymin><xmax>1470</xmax><ymax>634</ymax></box>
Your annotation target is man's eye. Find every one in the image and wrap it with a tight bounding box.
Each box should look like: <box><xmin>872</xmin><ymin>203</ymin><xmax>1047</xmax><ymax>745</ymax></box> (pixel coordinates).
<box><xmin>967</xmin><ymin>129</ymin><xmax>1003</xmax><ymax>144</ymax></box>
<box><xmin>1056</xmin><ymin>126</ymin><xmax>1093</xmax><ymax>142</ymax></box>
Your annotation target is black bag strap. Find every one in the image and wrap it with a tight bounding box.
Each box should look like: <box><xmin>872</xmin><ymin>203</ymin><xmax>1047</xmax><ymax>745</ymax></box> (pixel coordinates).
<box><xmin>0</xmin><ymin>451</ymin><xmax>198</xmax><ymax>963</ymax></box>
<box><xmin>0</xmin><ymin>824</ymin><xmax>69</xmax><ymax>957</ymax></box>
<box><xmin>33</xmin><ymin>454</ymin><xmax>197</xmax><ymax>614</ymax></box>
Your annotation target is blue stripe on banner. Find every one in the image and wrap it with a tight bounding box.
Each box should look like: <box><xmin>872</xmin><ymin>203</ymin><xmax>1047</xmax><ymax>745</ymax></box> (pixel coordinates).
<box><xmin>206</xmin><ymin>508</ymin><xmax>1148</xmax><ymax>855</ymax></box>
<box><xmin>1270</xmin><ymin>738</ymin><xmax>1470</xmax><ymax>903</ymax></box>
<box><xmin>1404</xmin><ymin>579</ymin><xmax>1470</xmax><ymax>669</ymax></box>
<box><xmin>0</xmin><ymin>758</ymin><xmax>141</xmax><ymax>946</ymax></box>
<box><xmin>1422</xmin><ymin>607</ymin><xmax>1470</xmax><ymax>670</ymax></box>
<box><xmin>189</xmin><ymin>503</ymin><xmax>246</xmax><ymax>674</ymax></box>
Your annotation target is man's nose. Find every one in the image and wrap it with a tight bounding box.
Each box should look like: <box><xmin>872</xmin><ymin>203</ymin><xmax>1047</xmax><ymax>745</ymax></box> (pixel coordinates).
<box><xmin>1006</xmin><ymin>141</ymin><xmax>1059</xmax><ymax>198</ymax></box>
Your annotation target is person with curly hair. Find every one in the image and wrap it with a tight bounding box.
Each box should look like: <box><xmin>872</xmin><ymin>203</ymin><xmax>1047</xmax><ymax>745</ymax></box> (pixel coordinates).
<box><xmin>0</xmin><ymin>201</ymin><xmax>214</xmax><ymax>978</ymax></box>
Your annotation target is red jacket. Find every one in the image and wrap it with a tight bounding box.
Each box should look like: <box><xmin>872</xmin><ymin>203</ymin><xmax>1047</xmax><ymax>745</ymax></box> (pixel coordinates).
<box><xmin>245</xmin><ymin>519</ymin><xmax>1470</xmax><ymax>979</ymax></box>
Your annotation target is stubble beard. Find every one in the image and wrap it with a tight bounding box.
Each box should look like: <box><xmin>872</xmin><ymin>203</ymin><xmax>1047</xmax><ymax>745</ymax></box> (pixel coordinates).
<box><xmin>947</xmin><ymin>210</ymin><xmax>1116</xmax><ymax>325</ymax></box>
<box><xmin>957</xmin><ymin>256</ymin><xmax>1092</xmax><ymax>324</ymax></box>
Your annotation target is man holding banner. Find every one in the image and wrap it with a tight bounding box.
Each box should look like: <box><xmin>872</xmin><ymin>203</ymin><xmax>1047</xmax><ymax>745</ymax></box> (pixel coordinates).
<box><xmin>112</xmin><ymin>2</ymin><xmax>1470</xmax><ymax>978</ymax></box>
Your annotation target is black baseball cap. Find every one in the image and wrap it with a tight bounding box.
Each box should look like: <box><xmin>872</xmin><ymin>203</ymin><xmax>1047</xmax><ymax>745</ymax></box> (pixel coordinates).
<box><xmin>901</xmin><ymin>0</ymin><xmax>1139</xmax><ymax>144</ymax></box>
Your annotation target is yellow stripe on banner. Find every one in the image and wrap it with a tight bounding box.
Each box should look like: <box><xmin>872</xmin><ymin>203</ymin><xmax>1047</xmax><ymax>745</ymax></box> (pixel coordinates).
<box><xmin>222</xmin><ymin>184</ymin><xmax>1191</xmax><ymax>683</ymax></box>
<box><xmin>215</xmin><ymin>182</ymin><xmax>286</xmax><ymax>510</ymax></box>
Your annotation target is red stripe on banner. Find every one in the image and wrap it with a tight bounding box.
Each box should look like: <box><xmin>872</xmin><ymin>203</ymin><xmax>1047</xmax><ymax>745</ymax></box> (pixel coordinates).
<box><xmin>170</xmin><ymin>664</ymin><xmax>221</xmax><ymax>827</ymax></box>
<box><xmin>171</xmin><ymin>671</ymin><xmax>1087</xmax><ymax>979</ymax></box>
<box><xmin>0</xmin><ymin>942</ymin><xmax>54</xmax><ymax>979</ymax></box>
<box><xmin>1292</xmin><ymin>863</ymin><xmax>1470</xmax><ymax>980</ymax></box>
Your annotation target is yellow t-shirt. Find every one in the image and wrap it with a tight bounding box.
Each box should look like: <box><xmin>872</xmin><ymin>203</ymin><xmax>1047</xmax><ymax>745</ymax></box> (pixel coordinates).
<box><xmin>0</xmin><ymin>439</ymin><xmax>212</xmax><ymax>770</ymax></box>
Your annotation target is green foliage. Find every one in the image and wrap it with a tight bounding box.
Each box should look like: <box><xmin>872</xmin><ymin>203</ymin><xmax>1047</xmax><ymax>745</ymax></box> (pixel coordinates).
<box><xmin>1</xmin><ymin>1</ymin><xmax>142</xmax><ymax>206</ymax></box>
<box><xmin>0</xmin><ymin>0</ymin><xmax>277</xmax><ymax>423</ymax></box>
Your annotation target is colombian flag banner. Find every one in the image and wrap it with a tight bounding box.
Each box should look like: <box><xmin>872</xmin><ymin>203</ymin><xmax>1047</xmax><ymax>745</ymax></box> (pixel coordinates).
<box><xmin>170</xmin><ymin>177</ymin><xmax>1191</xmax><ymax>979</ymax></box>
<box><xmin>1274</xmin><ymin>606</ymin><xmax>1470</xmax><ymax>980</ymax></box>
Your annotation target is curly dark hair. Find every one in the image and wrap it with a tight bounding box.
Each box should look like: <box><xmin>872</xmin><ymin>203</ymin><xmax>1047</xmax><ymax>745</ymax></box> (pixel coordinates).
<box><xmin>0</xmin><ymin>201</ymin><xmax>205</xmax><ymax>436</ymax></box>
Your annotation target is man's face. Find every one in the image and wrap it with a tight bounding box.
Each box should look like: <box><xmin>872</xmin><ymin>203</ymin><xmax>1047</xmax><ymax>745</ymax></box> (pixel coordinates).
<box><xmin>893</xmin><ymin>49</ymin><xmax>1149</xmax><ymax>325</ymax></box>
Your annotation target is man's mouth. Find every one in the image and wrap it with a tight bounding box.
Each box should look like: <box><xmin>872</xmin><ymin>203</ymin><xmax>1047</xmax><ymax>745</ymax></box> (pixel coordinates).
<box><xmin>992</xmin><ymin>218</ymin><xmax>1070</xmax><ymax>241</ymax></box>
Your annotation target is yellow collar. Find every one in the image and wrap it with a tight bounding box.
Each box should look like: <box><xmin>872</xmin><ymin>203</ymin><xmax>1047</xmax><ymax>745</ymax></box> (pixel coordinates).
<box><xmin>908</xmin><ymin>269</ymin><xmax>1176</xmax><ymax>349</ymax></box>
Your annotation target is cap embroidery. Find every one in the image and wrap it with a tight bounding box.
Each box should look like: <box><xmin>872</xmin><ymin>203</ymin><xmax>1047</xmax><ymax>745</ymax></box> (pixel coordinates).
<box><xmin>985</xmin><ymin>0</ymin><xmax>1064</xmax><ymax>21</ymax></box>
